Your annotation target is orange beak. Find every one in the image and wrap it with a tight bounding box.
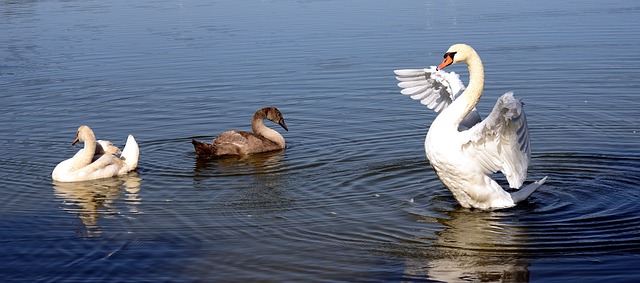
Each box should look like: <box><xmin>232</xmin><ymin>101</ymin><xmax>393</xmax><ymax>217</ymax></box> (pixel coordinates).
<box><xmin>437</xmin><ymin>55</ymin><xmax>454</xmax><ymax>71</ymax></box>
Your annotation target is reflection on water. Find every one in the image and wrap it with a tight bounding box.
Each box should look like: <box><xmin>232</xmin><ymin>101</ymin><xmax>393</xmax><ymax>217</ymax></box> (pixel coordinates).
<box><xmin>192</xmin><ymin>150</ymin><xmax>293</xmax><ymax>219</ymax></box>
<box><xmin>407</xmin><ymin>209</ymin><xmax>529</xmax><ymax>282</ymax></box>
<box><xmin>53</xmin><ymin>173</ymin><xmax>142</xmax><ymax>237</ymax></box>
<box><xmin>193</xmin><ymin>150</ymin><xmax>288</xmax><ymax>191</ymax></box>
<box><xmin>193</xmin><ymin>149</ymin><xmax>286</xmax><ymax>176</ymax></box>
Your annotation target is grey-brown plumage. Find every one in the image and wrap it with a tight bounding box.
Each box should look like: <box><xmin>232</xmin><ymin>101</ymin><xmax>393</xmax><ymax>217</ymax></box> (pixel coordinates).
<box><xmin>192</xmin><ymin>107</ymin><xmax>288</xmax><ymax>159</ymax></box>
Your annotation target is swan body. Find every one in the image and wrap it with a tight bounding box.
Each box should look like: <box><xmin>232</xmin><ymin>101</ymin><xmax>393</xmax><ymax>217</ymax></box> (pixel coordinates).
<box><xmin>52</xmin><ymin>126</ymin><xmax>139</xmax><ymax>182</ymax></box>
<box><xmin>395</xmin><ymin>44</ymin><xmax>547</xmax><ymax>210</ymax></box>
<box><xmin>192</xmin><ymin>107</ymin><xmax>288</xmax><ymax>158</ymax></box>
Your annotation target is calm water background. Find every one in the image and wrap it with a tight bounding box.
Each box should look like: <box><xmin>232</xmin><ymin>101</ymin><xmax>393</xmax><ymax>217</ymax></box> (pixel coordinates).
<box><xmin>2</xmin><ymin>0</ymin><xmax>640</xmax><ymax>282</ymax></box>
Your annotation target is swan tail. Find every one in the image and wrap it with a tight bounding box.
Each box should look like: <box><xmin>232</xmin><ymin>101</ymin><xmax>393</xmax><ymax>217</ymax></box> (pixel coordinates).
<box><xmin>509</xmin><ymin>176</ymin><xmax>547</xmax><ymax>204</ymax></box>
<box><xmin>192</xmin><ymin>139</ymin><xmax>219</xmax><ymax>159</ymax></box>
<box><xmin>121</xmin><ymin>135</ymin><xmax>139</xmax><ymax>170</ymax></box>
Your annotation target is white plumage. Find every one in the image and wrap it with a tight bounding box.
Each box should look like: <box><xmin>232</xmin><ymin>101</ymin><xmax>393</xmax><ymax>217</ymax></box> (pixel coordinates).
<box><xmin>395</xmin><ymin>44</ymin><xmax>547</xmax><ymax>210</ymax></box>
<box><xmin>52</xmin><ymin>125</ymin><xmax>139</xmax><ymax>182</ymax></box>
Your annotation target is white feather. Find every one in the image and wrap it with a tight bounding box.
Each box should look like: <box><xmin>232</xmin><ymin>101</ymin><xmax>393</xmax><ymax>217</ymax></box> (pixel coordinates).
<box><xmin>394</xmin><ymin>44</ymin><xmax>546</xmax><ymax>210</ymax></box>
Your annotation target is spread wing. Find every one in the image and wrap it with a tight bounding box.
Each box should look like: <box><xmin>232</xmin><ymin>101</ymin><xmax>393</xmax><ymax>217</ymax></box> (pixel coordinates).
<box><xmin>394</xmin><ymin>66</ymin><xmax>481</xmax><ymax>130</ymax></box>
<box><xmin>394</xmin><ymin>66</ymin><xmax>465</xmax><ymax>112</ymax></box>
<box><xmin>461</xmin><ymin>92</ymin><xmax>531</xmax><ymax>188</ymax></box>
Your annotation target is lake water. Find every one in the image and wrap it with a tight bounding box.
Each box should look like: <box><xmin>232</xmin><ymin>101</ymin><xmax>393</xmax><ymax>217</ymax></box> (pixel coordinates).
<box><xmin>2</xmin><ymin>0</ymin><xmax>640</xmax><ymax>281</ymax></box>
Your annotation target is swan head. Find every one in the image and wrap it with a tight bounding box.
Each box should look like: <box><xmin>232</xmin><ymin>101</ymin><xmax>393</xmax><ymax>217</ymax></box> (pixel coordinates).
<box><xmin>72</xmin><ymin>125</ymin><xmax>96</xmax><ymax>146</ymax></box>
<box><xmin>263</xmin><ymin>106</ymin><xmax>288</xmax><ymax>131</ymax></box>
<box><xmin>437</xmin><ymin>44</ymin><xmax>477</xmax><ymax>70</ymax></box>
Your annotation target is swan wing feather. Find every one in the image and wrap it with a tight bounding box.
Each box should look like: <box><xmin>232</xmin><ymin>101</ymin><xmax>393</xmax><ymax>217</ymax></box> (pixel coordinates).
<box><xmin>214</xmin><ymin>130</ymin><xmax>250</xmax><ymax>147</ymax></box>
<box><xmin>394</xmin><ymin>66</ymin><xmax>465</xmax><ymax>113</ymax></box>
<box><xmin>67</xmin><ymin>154</ymin><xmax>125</xmax><ymax>181</ymax></box>
<box><xmin>96</xmin><ymin>140</ymin><xmax>121</xmax><ymax>155</ymax></box>
<box><xmin>462</xmin><ymin>92</ymin><xmax>531</xmax><ymax>188</ymax></box>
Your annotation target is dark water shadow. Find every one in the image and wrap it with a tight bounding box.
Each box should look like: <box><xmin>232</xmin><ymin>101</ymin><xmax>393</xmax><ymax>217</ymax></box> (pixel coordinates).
<box><xmin>190</xmin><ymin>150</ymin><xmax>293</xmax><ymax>222</ymax></box>
<box><xmin>192</xmin><ymin>149</ymin><xmax>286</xmax><ymax>176</ymax></box>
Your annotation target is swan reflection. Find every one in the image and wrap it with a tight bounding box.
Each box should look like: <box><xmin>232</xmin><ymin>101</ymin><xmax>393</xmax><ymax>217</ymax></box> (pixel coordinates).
<box><xmin>193</xmin><ymin>150</ymin><xmax>291</xmax><ymax>216</ymax></box>
<box><xmin>194</xmin><ymin>149</ymin><xmax>285</xmax><ymax>175</ymax></box>
<box><xmin>53</xmin><ymin>173</ymin><xmax>142</xmax><ymax>237</ymax></box>
<box><xmin>406</xmin><ymin>208</ymin><xmax>530</xmax><ymax>282</ymax></box>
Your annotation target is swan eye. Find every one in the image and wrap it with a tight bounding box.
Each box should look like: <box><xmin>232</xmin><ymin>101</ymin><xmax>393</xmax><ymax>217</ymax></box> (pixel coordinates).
<box><xmin>444</xmin><ymin>52</ymin><xmax>457</xmax><ymax>59</ymax></box>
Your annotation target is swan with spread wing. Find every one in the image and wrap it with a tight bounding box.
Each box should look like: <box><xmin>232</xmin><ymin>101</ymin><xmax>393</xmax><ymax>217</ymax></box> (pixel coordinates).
<box><xmin>395</xmin><ymin>44</ymin><xmax>547</xmax><ymax>210</ymax></box>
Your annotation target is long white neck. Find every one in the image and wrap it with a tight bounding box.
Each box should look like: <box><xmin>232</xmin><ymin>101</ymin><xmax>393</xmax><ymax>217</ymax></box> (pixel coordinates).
<box><xmin>252</xmin><ymin>118</ymin><xmax>285</xmax><ymax>148</ymax></box>
<box><xmin>442</xmin><ymin>52</ymin><xmax>485</xmax><ymax>127</ymax></box>
<box><xmin>71</xmin><ymin>136</ymin><xmax>97</xmax><ymax>172</ymax></box>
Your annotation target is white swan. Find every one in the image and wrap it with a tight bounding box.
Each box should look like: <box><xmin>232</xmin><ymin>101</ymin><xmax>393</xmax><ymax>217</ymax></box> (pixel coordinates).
<box><xmin>395</xmin><ymin>44</ymin><xmax>547</xmax><ymax>210</ymax></box>
<box><xmin>52</xmin><ymin>125</ymin><xmax>139</xmax><ymax>182</ymax></box>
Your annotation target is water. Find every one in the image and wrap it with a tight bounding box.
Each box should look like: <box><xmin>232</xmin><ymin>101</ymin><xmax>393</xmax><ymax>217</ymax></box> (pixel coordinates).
<box><xmin>2</xmin><ymin>0</ymin><xmax>640</xmax><ymax>281</ymax></box>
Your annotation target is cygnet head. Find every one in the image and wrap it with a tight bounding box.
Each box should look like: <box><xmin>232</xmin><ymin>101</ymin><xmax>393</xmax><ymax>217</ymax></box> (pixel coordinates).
<box><xmin>263</xmin><ymin>107</ymin><xmax>288</xmax><ymax>131</ymax></box>
<box><xmin>72</xmin><ymin>125</ymin><xmax>95</xmax><ymax>146</ymax></box>
<box><xmin>437</xmin><ymin>43</ymin><xmax>477</xmax><ymax>70</ymax></box>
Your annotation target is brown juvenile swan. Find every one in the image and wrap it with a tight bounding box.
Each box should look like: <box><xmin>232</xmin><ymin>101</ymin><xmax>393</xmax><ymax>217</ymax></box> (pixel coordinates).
<box><xmin>192</xmin><ymin>107</ymin><xmax>288</xmax><ymax>158</ymax></box>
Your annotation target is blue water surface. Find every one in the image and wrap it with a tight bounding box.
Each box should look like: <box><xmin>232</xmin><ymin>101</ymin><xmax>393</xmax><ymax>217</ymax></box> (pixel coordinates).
<box><xmin>1</xmin><ymin>0</ymin><xmax>640</xmax><ymax>282</ymax></box>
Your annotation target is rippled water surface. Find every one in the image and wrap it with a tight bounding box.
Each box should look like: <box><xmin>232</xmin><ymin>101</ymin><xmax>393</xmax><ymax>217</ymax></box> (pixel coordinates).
<box><xmin>2</xmin><ymin>0</ymin><xmax>640</xmax><ymax>281</ymax></box>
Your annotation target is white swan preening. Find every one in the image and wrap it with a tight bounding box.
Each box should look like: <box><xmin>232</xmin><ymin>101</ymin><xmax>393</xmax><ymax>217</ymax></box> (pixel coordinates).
<box><xmin>192</xmin><ymin>107</ymin><xmax>288</xmax><ymax>158</ymax></box>
<box><xmin>395</xmin><ymin>44</ymin><xmax>547</xmax><ymax>210</ymax></box>
<box><xmin>52</xmin><ymin>125</ymin><xmax>139</xmax><ymax>182</ymax></box>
